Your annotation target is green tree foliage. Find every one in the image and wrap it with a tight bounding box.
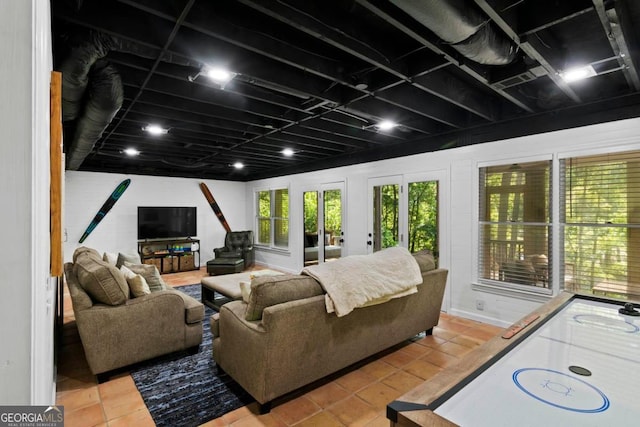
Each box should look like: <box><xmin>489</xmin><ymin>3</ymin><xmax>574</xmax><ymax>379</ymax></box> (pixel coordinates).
<box><xmin>323</xmin><ymin>190</ymin><xmax>342</xmax><ymax>236</ymax></box>
<box><xmin>376</xmin><ymin>182</ymin><xmax>438</xmax><ymax>254</ymax></box>
<box><xmin>257</xmin><ymin>190</ymin><xmax>270</xmax><ymax>244</ymax></box>
<box><xmin>304</xmin><ymin>190</ymin><xmax>342</xmax><ymax>242</ymax></box>
<box><xmin>564</xmin><ymin>158</ymin><xmax>631</xmax><ymax>288</ymax></box>
<box><xmin>378</xmin><ymin>184</ymin><xmax>399</xmax><ymax>248</ymax></box>
<box><xmin>303</xmin><ymin>192</ymin><xmax>318</xmax><ymax>233</ymax></box>
<box><xmin>408</xmin><ymin>181</ymin><xmax>438</xmax><ymax>254</ymax></box>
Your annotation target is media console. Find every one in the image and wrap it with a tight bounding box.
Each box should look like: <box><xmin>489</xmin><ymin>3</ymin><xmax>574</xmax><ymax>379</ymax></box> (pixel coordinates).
<box><xmin>137</xmin><ymin>238</ymin><xmax>200</xmax><ymax>274</ymax></box>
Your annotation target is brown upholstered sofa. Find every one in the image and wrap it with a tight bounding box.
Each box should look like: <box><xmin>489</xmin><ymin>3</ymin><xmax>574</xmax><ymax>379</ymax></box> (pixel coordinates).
<box><xmin>211</xmin><ymin>251</ymin><xmax>447</xmax><ymax>411</ymax></box>
<box><xmin>64</xmin><ymin>247</ymin><xmax>204</xmax><ymax>381</ymax></box>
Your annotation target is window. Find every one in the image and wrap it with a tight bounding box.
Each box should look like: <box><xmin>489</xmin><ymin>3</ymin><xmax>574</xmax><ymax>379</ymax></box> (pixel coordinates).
<box><xmin>479</xmin><ymin>161</ymin><xmax>551</xmax><ymax>289</ymax></box>
<box><xmin>372</xmin><ymin>183</ymin><xmax>400</xmax><ymax>251</ymax></box>
<box><xmin>256</xmin><ymin>188</ymin><xmax>289</xmax><ymax>248</ymax></box>
<box><xmin>408</xmin><ymin>180</ymin><xmax>439</xmax><ymax>256</ymax></box>
<box><xmin>560</xmin><ymin>151</ymin><xmax>640</xmax><ymax>299</ymax></box>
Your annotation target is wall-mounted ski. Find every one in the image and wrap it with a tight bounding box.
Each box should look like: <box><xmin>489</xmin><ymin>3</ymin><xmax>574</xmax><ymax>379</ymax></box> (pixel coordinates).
<box><xmin>79</xmin><ymin>179</ymin><xmax>131</xmax><ymax>243</ymax></box>
<box><xmin>199</xmin><ymin>182</ymin><xmax>232</xmax><ymax>232</ymax></box>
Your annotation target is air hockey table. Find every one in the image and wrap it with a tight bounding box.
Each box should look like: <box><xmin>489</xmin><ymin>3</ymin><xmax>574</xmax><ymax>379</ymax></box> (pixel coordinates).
<box><xmin>387</xmin><ymin>292</ymin><xmax>640</xmax><ymax>426</ymax></box>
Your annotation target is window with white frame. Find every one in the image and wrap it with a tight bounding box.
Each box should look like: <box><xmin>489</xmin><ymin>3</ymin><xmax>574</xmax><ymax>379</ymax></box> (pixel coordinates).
<box><xmin>560</xmin><ymin>150</ymin><xmax>640</xmax><ymax>299</ymax></box>
<box><xmin>478</xmin><ymin>160</ymin><xmax>552</xmax><ymax>289</ymax></box>
<box><xmin>256</xmin><ymin>188</ymin><xmax>289</xmax><ymax>248</ymax></box>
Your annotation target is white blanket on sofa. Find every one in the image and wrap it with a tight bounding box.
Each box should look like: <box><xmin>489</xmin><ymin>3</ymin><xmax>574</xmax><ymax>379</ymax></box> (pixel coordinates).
<box><xmin>301</xmin><ymin>247</ymin><xmax>422</xmax><ymax>317</ymax></box>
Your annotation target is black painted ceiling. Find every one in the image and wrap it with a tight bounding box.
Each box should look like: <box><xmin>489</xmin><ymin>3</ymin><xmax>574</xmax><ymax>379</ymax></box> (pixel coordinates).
<box><xmin>52</xmin><ymin>0</ymin><xmax>640</xmax><ymax>181</ymax></box>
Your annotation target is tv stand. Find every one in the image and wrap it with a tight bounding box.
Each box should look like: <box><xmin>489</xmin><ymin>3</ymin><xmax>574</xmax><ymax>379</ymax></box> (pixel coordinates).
<box><xmin>137</xmin><ymin>238</ymin><xmax>200</xmax><ymax>273</ymax></box>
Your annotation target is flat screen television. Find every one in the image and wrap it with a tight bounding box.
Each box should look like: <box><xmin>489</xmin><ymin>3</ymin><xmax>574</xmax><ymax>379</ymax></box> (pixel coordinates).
<box><xmin>137</xmin><ymin>206</ymin><xmax>197</xmax><ymax>240</ymax></box>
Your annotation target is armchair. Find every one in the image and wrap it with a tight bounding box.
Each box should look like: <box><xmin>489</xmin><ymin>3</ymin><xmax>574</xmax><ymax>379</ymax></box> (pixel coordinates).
<box><xmin>214</xmin><ymin>230</ymin><xmax>255</xmax><ymax>267</ymax></box>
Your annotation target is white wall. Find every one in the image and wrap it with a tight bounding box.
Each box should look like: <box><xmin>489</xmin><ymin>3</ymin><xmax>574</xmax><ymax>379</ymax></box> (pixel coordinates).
<box><xmin>0</xmin><ymin>0</ymin><xmax>55</xmax><ymax>404</ymax></box>
<box><xmin>248</xmin><ymin>117</ymin><xmax>640</xmax><ymax>327</ymax></box>
<box><xmin>64</xmin><ymin>172</ymin><xmax>248</xmax><ymax>264</ymax></box>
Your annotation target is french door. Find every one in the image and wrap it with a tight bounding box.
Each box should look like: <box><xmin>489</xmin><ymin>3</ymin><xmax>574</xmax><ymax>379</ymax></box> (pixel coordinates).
<box><xmin>303</xmin><ymin>182</ymin><xmax>345</xmax><ymax>265</ymax></box>
<box><xmin>368</xmin><ymin>173</ymin><xmax>443</xmax><ymax>263</ymax></box>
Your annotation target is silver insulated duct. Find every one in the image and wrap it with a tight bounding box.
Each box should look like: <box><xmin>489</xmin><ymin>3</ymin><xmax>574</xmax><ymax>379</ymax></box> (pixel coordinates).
<box><xmin>59</xmin><ymin>31</ymin><xmax>123</xmax><ymax>170</ymax></box>
<box><xmin>66</xmin><ymin>60</ymin><xmax>123</xmax><ymax>170</ymax></box>
<box><xmin>390</xmin><ymin>0</ymin><xmax>516</xmax><ymax>65</ymax></box>
<box><xmin>58</xmin><ymin>29</ymin><xmax>198</xmax><ymax>170</ymax></box>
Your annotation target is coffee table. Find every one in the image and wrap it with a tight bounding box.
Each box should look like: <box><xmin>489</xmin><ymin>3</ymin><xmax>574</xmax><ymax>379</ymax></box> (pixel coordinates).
<box><xmin>200</xmin><ymin>269</ymin><xmax>283</xmax><ymax>310</ymax></box>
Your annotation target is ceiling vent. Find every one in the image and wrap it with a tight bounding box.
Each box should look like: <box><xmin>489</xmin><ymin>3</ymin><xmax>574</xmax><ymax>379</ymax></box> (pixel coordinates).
<box><xmin>493</xmin><ymin>71</ymin><xmax>536</xmax><ymax>90</ymax></box>
<box><xmin>493</xmin><ymin>65</ymin><xmax>548</xmax><ymax>90</ymax></box>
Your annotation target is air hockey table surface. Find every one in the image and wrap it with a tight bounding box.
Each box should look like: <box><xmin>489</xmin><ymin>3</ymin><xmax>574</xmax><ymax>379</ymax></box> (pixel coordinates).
<box><xmin>388</xmin><ymin>292</ymin><xmax>640</xmax><ymax>426</ymax></box>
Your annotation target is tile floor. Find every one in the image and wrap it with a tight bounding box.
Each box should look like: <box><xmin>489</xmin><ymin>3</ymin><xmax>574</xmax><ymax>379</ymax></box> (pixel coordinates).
<box><xmin>56</xmin><ymin>267</ymin><xmax>503</xmax><ymax>426</ymax></box>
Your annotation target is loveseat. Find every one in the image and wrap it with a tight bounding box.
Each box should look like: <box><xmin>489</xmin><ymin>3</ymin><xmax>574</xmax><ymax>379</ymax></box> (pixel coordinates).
<box><xmin>211</xmin><ymin>249</ymin><xmax>447</xmax><ymax>411</ymax></box>
<box><xmin>65</xmin><ymin>247</ymin><xmax>204</xmax><ymax>381</ymax></box>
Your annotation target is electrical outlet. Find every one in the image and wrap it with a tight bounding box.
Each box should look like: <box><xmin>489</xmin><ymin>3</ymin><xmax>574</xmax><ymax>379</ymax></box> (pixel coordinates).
<box><xmin>476</xmin><ymin>299</ymin><xmax>485</xmax><ymax>311</ymax></box>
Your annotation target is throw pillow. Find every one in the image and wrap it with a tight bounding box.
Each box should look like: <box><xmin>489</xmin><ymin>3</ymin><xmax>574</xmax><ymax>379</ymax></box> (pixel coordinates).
<box><xmin>116</xmin><ymin>252</ymin><xmax>142</xmax><ymax>268</ymax></box>
<box><xmin>239</xmin><ymin>281</ymin><xmax>251</xmax><ymax>303</ymax></box>
<box><xmin>74</xmin><ymin>252</ymin><xmax>129</xmax><ymax>305</ymax></box>
<box><xmin>413</xmin><ymin>250</ymin><xmax>436</xmax><ymax>272</ymax></box>
<box><xmin>120</xmin><ymin>265</ymin><xmax>151</xmax><ymax>297</ymax></box>
<box><xmin>102</xmin><ymin>252</ymin><xmax>118</xmax><ymax>265</ymax></box>
<box><xmin>73</xmin><ymin>246</ymin><xmax>101</xmax><ymax>263</ymax></box>
<box><xmin>245</xmin><ymin>275</ymin><xmax>324</xmax><ymax>321</ymax></box>
<box><xmin>124</xmin><ymin>262</ymin><xmax>167</xmax><ymax>292</ymax></box>
<box><xmin>128</xmin><ymin>274</ymin><xmax>151</xmax><ymax>297</ymax></box>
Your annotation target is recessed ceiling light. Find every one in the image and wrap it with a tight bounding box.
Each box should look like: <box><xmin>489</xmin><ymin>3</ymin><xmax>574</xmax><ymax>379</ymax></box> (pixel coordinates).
<box><xmin>123</xmin><ymin>148</ymin><xmax>140</xmax><ymax>156</ymax></box>
<box><xmin>561</xmin><ymin>65</ymin><xmax>596</xmax><ymax>82</ymax></box>
<box><xmin>282</xmin><ymin>148</ymin><xmax>294</xmax><ymax>157</ymax></box>
<box><xmin>233</xmin><ymin>162</ymin><xmax>244</xmax><ymax>169</ymax></box>
<box><xmin>376</xmin><ymin>120</ymin><xmax>397</xmax><ymax>131</ymax></box>
<box><xmin>206</xmin><ymin>67</ymin><xmax>236</xmax><ymax>85</ymax></box>
<box><xmin>142</xmin><ymin>124</ymin><xmax>168</xmax><ymax>135</ymax></box>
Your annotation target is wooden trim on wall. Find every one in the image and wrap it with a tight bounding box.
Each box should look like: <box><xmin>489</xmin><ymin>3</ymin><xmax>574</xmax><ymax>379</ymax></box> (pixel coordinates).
<box><xmin>50</xmin><ymin>71</ymin><xmax>63</xmax><ymax>277</ymax></box>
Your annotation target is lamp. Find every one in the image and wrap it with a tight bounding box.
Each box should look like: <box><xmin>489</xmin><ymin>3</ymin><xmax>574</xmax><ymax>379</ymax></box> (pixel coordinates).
<box><xmin>188</xmin><ymin>66</ymin><xmax>237</xmax><ymax>88</ymax></box>
<box><xmin>363</xmin><ymin>119</ymin><xmax>398</xmax><ymax>131</ymax></box>
<box><xmin>142</xmin><ymin>124</ymin><xmax>168</xmax><ymax>135</ymax></box>
<box><xmin>376</xmin><ymin>120</ymin><xmax>397</xmax><ymax>131</ymax></box>
<box><xmin>560</xmin><ymin>65</ymin><xmax>596</xmax><ymax>82</ymax></box>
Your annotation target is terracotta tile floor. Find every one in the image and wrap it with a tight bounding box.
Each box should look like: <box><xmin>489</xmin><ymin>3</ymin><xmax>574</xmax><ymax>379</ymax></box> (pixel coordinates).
<box><xmin>56</xmin><ymin>267</ymin><xmax>503</xmax><ymax>426</ymax></box>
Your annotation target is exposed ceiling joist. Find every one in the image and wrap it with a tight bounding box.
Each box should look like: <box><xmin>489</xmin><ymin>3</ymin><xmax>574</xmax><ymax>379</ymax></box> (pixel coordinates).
<box><xmin>52</xmin><ymin>0</ymin><xmax>640</xmax><ymax>181</ymax></box>
<box><xmin>592</xmin><ymin>0</ymin><xmax>640</xmax><ymax>91</ymax></box>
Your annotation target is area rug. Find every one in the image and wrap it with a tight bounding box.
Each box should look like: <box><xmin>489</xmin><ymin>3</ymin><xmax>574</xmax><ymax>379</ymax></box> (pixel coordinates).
<box><xmin>131</xmin><ymin>284</ymin><xmax>254</xmax><ymax>427</ymax></box>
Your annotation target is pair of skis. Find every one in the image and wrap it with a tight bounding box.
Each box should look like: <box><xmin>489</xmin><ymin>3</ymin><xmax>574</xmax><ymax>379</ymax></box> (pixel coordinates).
<box><xmin>79</xmin><ymin>180</ymin><xmax>230</xmax><ymax>243</ymax></box>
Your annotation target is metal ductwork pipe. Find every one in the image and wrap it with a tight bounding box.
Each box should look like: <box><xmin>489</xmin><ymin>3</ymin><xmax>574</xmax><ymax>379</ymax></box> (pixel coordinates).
<box><xmin>58</xmin><ymin>30</ymin><xmax>115</xmax><ymax>121</ymax></box>
<box><xmin>58</xmin><ymin>26</ymin><xmax>203</xmax><ymax>170</ymax></box>
<box><xmin>66</xmin><ymin>60</ymin><xmax>123</xmax><ymax>170</ymax></box>
<box><xmin>390</xmin><ymin>0</ymin><xmax>516</xmax><ymax>65</ymax></box>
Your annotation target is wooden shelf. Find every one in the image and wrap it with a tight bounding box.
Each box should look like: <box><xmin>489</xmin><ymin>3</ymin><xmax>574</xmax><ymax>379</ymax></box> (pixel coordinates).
<box><xmin>138</xmin><ymin>238</ymin><xmax>200</xmax><ymax>273</ymax></box>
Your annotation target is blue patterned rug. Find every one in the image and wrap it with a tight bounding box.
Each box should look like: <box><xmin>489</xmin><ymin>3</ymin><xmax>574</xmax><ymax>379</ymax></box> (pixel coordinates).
<box><xmin>131</xmin><ymin>284</ymin><xmax>254</xmax><ymax>427</ymax></box>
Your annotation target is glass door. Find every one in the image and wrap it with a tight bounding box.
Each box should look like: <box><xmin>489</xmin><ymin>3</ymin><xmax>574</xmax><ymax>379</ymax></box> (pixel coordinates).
<box><xmin>303</xmin><ymin>182</ymin><xmax>345</xmax><ymax>265</ymax></box>
<box><xmin>368</xmin><ymin>175</ymin><xmax>442</xmax><ymax>260</ymax></box>
<box><xmin>407</xmin><ymin>179</ymin><xmax>439</xmax><ymax>261</ymax></box>
<box><xmin>368</xmin><ymin>176</ymin><xmax>403</xmax><ymax>253</ymax></box>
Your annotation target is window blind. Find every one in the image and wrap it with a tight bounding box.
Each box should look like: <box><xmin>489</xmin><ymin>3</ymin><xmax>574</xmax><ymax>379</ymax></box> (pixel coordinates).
<box><xmin>479</xmin><ymin>161</ymin><xmax>552</xmax><ymax>288</ymax></box>
<box><xmin>560</xmin><ymin>151</ymin><xmax>640</xmax><ymax>298</ymax></box>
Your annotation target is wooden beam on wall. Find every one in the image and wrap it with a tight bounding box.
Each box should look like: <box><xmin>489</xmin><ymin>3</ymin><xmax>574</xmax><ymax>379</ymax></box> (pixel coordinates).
<box><xmin>50</xmin><ymin>71</ymin><xmax>63</xmax><ymax>277</ymax></box>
